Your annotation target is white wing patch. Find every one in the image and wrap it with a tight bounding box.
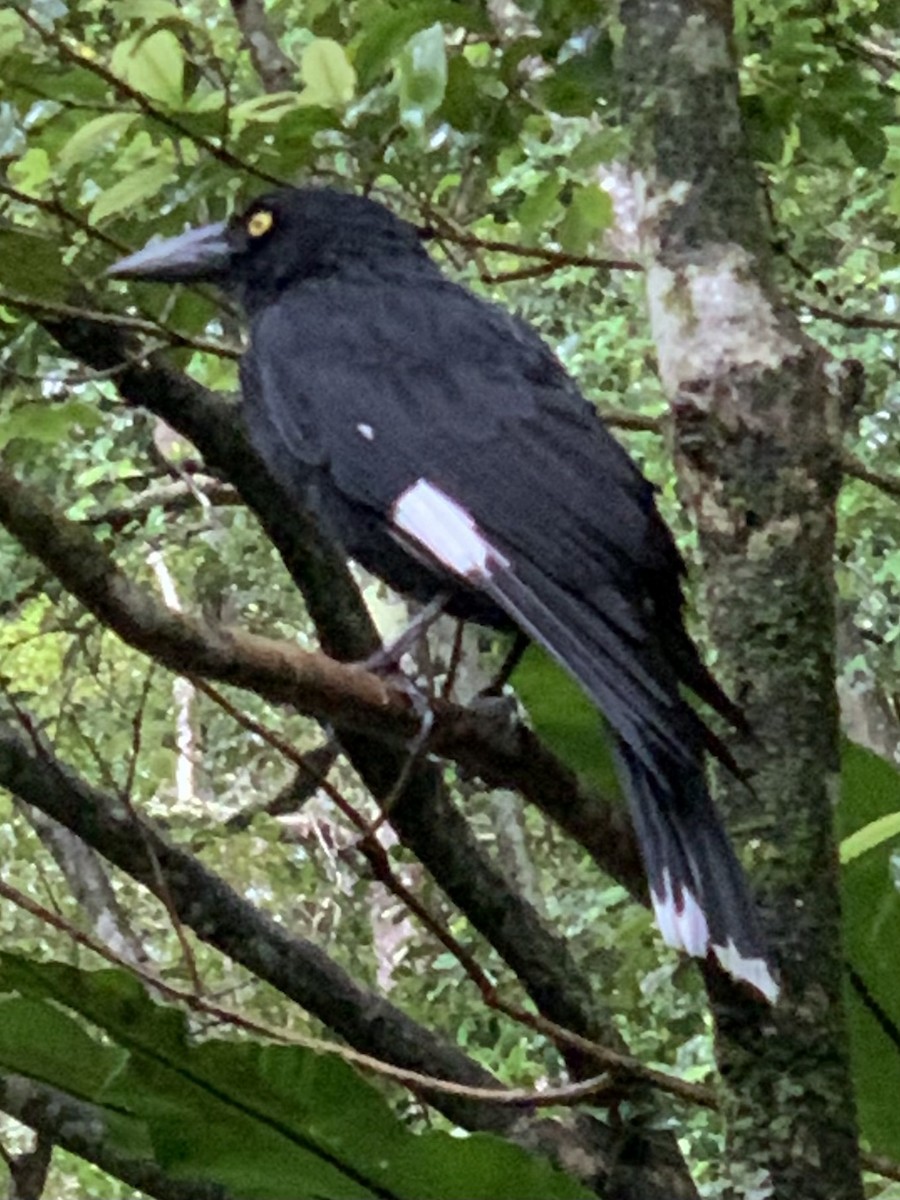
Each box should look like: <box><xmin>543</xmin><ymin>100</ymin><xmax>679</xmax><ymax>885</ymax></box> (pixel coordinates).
<box><xmin>392</xmin><ymin>478</ymin><xmax>509</xmax><ymax>581</ymax></box>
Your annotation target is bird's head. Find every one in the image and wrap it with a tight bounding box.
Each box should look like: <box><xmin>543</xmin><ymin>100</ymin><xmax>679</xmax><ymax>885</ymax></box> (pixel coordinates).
<box><xmin>107</xmin><ymin>187</ymin><xmax>432</xmax><ymax>311</ymax></box>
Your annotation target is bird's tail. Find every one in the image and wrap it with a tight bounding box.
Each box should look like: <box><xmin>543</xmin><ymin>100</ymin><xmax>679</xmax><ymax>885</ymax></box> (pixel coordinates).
<box><xmin>479</xmin><ymin>559</ymin><xmax>779</xmax><ymax>1001</ymax></box>
<box><xmin>616</xmin><ymin>741</ymin><xmax>778</xmax><ymax>1002</ymax></box>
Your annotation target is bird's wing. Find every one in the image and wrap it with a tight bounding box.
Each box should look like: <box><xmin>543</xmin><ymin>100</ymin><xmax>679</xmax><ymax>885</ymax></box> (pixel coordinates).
<box><xmin>243</xmin><ymin>278</ymin><xmax>703</xmax><ymax>761</ymax></box>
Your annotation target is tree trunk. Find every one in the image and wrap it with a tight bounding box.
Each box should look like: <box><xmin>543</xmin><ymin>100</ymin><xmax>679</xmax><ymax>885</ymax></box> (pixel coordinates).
<box><xmin>619</xmin><ymin>2</ymin><xmax>864</xmax><ymax>1197</ymax></box>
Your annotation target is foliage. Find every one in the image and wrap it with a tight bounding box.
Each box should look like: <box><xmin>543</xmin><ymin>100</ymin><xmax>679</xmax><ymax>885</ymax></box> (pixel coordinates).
<box><xmin>0</xmin><ymin>0</ymin><xmax>898</xmax><ymax>1197</ymax></box>
<box><xmin>0</xmin><ymin>955</ymin><xmax>593</xmax><ymax>1200</ymax></box>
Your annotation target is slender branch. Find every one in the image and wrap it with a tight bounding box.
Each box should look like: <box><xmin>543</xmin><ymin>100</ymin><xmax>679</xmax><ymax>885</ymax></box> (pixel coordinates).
<box><xmin>593</xmin><ymin>409</ymin><xmax>900</xmax><ymax>509</ymax></box>
<box><xmin>597</xmin><ymin>406</ymin><xmax>665</xmax><ymax>433</ymax></box>
<box><xmin>431</xmin><ymin>224</ymin><xmax>643</xmax><ymax>273</ymax></box>
<box><xmin>0</xmin><ymin>181</ymin><xmax>131</xmax><ymax>253</ymax></box>
<box><xmin>11</xmin><ymin>5</ymin><xmax>289</xmax><ymax>189</ymax></box>
<box><xmin>0</xmin><ymin>291</ymin><xmax>239</xmax><ymax>360</ymax></box>
<box><xmin>841</xmin><ymin>452</ymin><xmax>900</xmax><ymax>499</ymax></box>
<box><xmin>84</xmin><ymin>478</ymin><xmax>240</xmax><ymax>531</ymax></box>
<box><xmin>804</xmin><ymin>301</ymin><xmax>900</xmax><ymax>334</ymax></box>
<box><xmin>481</xmin><ymin>262</ymin><xmax>560</xmax><ymax>285</ymax></box>
<box><xmin>860</xmin><ymin>1151</ymin><xmax>900</xmax><ymax>1183</ymax></box>
<box><xmin>229</xmin><ymin>0</ymin><xmax>297</xmax><ymax>93</ymax></box>
<box><xmin>0</xmin><ymin>1070</ymin><xmax>234</xmax><ymax>1200</ymax></box>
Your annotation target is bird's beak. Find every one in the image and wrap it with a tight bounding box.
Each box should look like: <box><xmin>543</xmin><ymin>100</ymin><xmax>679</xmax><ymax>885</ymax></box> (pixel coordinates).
<box><xmin>106</xmin><ymin>220</ymin><xmax>231</xmax><ymax>282</ymax></box>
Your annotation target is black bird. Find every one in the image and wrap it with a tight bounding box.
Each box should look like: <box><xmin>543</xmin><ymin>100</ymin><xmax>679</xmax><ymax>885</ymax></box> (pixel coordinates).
<box><xmin>109</xmin><ymin>187</ymin><xmax>778</xmax><ymax>1001</ymax></box>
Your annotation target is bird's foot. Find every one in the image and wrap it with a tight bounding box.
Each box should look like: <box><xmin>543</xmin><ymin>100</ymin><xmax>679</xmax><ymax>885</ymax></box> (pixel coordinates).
<box><xmin>360</xmin><ymin>593</ymin><xmax>451</xmax><ymax>677</ymax></box>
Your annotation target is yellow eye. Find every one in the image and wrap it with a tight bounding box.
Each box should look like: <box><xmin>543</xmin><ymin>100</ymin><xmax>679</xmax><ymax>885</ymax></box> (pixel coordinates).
<box><xmin>247</xmin><ymin>209</ymin><xmax>274</xmax><ymax>238</ymax></box>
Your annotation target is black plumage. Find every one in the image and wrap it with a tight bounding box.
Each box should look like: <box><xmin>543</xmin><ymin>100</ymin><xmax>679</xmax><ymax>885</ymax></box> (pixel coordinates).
<box><xmin>109</xmin><ymin>186</ymin><xmax>778</xmax><ymax>1001</ymax></box>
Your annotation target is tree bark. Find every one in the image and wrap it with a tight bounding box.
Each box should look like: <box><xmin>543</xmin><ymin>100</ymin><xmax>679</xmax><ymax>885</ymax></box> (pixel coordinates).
<box><xmin>619</xmin><ymin>2</ymin><xmax>864</xmax><ymax>1198</ymax></box>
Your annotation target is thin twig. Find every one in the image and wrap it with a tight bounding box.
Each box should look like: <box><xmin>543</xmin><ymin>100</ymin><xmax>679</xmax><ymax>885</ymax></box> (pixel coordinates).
<box><xmin>0</xmin><ymin>876</ymin><xmax>614</xmax><ymax>1108</ymax></box>
<box><xmin>805</xmin><ymin>301</ymin><xmax>900</xmax><ymax>334</ymax></box>
<box><xmin>481</xmin><ymin>263</ymin><xmax>559</xmax><ymax>285</ymax></box>
<box><xmin>436</xmin><ymin>227</ymin><xmax>643</xmax><ymax>273</ymax></box>
<box><xmin>860</xmin><ymin>1150</ymin><xmax>900</xmax><ymax>1183</ymax></box>
<box><xmin>841</xmin><ymin>452</ymin><xmax>900</xmax><ymax>498</ymax></box>
<box><xmin>12</xmin><ymin>5</ymin><xmax>289</xmax><ymax>190</ymax></box>
<box><xmin>0</xmin><ymin>291</ymin><xmax>240</xmax><ymax>360</ymax></box>
<box><xmin>0</xmin><ymin>182</ymin><xmax>131</xmax><ymax>253</ymax></box>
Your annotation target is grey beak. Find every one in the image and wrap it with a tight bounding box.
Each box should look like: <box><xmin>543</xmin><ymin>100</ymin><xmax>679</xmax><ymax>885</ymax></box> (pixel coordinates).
<box><xmin>106</xmin><ymin>220</ymin><xmax>231</xmax><ymax>282</ymax></box>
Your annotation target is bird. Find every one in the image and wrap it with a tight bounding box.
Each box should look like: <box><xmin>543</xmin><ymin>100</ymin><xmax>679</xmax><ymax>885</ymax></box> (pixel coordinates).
<box><xmin>108</xmin><ymin>185</ymin><xmax>779</xmax><ymax>1002</ymax></box>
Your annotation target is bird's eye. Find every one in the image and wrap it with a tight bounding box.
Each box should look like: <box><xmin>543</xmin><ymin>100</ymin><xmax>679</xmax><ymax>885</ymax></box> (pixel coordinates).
<box><xmin>247</xmin><ymin>210</ymin><xmax>274</xmax><ymax>238</ymax></box>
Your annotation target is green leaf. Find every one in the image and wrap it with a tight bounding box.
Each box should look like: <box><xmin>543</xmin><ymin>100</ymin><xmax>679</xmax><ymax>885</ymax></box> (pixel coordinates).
<box><xmin>298</xmin><ymin>38</ymin><xmax>356</xmax><ymax>109</ymax></box>
<box><xmin>230</xmin><ymin>92</ymin><xmax>302</xmax><ymax>134</ymax></box>
<box><xmin>841</xmin><ymin>120</ymin><xmax>887</xmax><ymax>170</ymax></box>
<box><xmin>511</xmin><ymin>645</ymin><xmax>621</xmax><ymax>801</ymax></box>
<box><xmin>838</xmin><ymin>742</ymin><xmax>900</xmax><ymax>1158</ymax></box>
<box><xmin>397</xmin><ymin>24</ymin><xmax>448</xmax><ymax>129</ymax></box>
<box><xmin>267</xmin><ymin>105</ymin><xmax>340</xmax><ymax>162</ymax></box>
<box><xmin>442</xmin><ymin>55</ymin><xmax>480</xmax><ymax>132</ymax></box>
<box><xmin>8</xmin><ymin>146</ymin><xmax>50</xmax><ymax>191</ymax></box>
<box><xmin>840</xmin><ymin>811</ymin><xmax>900</xmax><ymax>863</ymax></box>
<box><xmin>0</xmin><ymin>956</ymin><xmax>594</xmax><ymax>1200</ymax></box>
<box><xmin>354</xmin><ymin>3</ymin><xmax>489</xmax><ymax>90</ymax></box>
<box><xmin>515</xmin><ymin>173</ymin><xmax>561</xmax><ymax>239</ymax></box>
<box><xmin>57</xmin><ymin>112</ymin><xmax>139</xmax><ymax>171</ymax></box>
<box><xmin>534</xmin><ymin>36</ymin><xmax>614</xmax><ymax>117</ymax></box>
<box><xmin>0</xmin><ymin>402</ymin><xmax>103</xmax><ymax>450</ymax></box>
<box><xmin>0</xmin><ymin>10</ymin><xmax>24</xmax><ymax>57</ymax></box>
<box><xmin>111</xmin><ymin>28</ymin><xmax>184</xmax><ymax>107</ymax></box>
<box><xmin>89</xmin><ymin>160</ymin><xmax>177</xmax><ymax>224</ymax></box>
<box><xmin>558</xmin><ymin>183</ymin><xmax>613</xmax><ymax>255</ymax></box>
<box><xmin>0</xmin><ymin>228</ymin><xmax>75</xmax><ymax>302</ymax></box>
<box><xmin>0</xmin><ymin>996</ymin><xmax>124</xmax><ymax>1098</ymax></box>
<box><xmin>0</xmin><ymin>994</ymin><xmax>150</xmax><ymax>1162</ymax></box>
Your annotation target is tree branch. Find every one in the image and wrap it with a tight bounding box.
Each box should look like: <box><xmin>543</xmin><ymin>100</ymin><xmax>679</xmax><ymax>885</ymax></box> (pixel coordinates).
<box><xmin>0</xmin><ymin>292</ymin><xmax>238</xmax><ymax>360</ymax></box>
<box><xmin>0</xmin><ymin>1071</ymin><xmax>233</xmax><ymax>1200</ymax></box>
<box><xmin>229</xmin><ymin>0</ymin><xmax>297</xmax><ymax>92</ymax></box>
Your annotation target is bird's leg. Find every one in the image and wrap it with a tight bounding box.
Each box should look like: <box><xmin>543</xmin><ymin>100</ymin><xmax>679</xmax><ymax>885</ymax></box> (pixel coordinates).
<box><xmin>361</xmin><ymin>592</ymin><xmax>451</xmax><ymax>676</ymax></box>
<box><xmin>441</xmin><ymin>619</ymin><xmax>466</xmax><ymax>698</ymax></box>
<box><xmin>352</xmin><ymin>595</ymin><xmax>448</xmax><ymax>840</ymax></box>
<box><xmin>481</xmin><ymin>631</ymin><xmax>529</xmax><ymax>696</ymax></box>
<box><xmin>374</xmin><ymin>704</ymin><xmax>436</xmax><ymax>828</ymax></box>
